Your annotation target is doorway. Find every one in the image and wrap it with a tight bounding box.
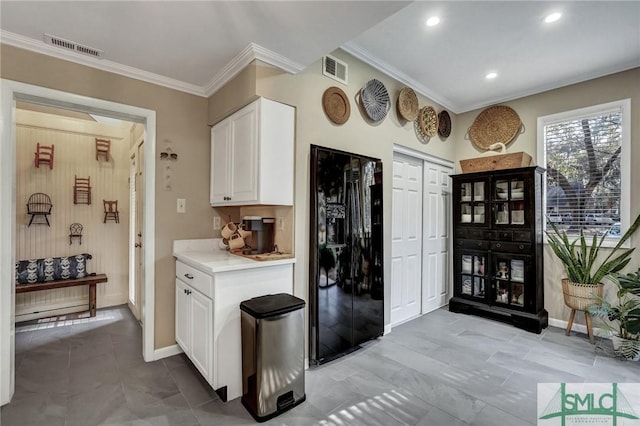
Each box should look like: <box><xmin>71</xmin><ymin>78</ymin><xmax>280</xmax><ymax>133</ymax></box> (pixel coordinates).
<box><xmin>15</xmin><ymin>104</ymin><xmax>137</xmax><ymax>321</ymax></box>
<box><xmin>390</xmin><ymin>146</ymin><xmax>453</xmax><ymax>327</ymax></box>
<box><xmin>0</xmin><ymin>79</ymin><xmax>157</xmax><ymax>405</ymax></box>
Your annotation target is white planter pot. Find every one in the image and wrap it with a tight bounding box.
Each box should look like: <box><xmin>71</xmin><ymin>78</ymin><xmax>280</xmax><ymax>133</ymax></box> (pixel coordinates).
<box><xmin>611</xmin><ymin>335</ymin><xmax>640</xmax><ymax>361</ymax></box>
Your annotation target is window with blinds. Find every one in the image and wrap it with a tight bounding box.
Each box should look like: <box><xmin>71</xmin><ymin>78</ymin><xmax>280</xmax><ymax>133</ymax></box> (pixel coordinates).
<box><xmin>537</xmin><ymin>99</ymin><xmax>631</xmax><ymax>241</ymax></box>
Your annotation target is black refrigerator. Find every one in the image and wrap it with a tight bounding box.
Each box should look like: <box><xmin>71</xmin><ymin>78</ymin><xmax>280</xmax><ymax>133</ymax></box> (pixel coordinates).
<box><xmin>309</xmin><ymin>145</ymin><xmax>384</xmax><ymax>365</ymax></box>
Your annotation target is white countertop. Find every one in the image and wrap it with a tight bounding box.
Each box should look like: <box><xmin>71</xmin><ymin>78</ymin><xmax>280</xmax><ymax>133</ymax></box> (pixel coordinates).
<box><xmin>173</xmin><ymin>239</ymin><xmax>296</xmax><ymax>274</ymax></box>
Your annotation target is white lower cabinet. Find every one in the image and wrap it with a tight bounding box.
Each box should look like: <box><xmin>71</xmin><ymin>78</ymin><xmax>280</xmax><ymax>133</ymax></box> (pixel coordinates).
<box><xmin>175</xmin><ymin>259</ymin><xmax>293</xmax><ymax>402</ymax></box>
<box><xmin>175</xmin><ymin>278</ymin><xmax>213</xmax><ymax>384</ymax></box>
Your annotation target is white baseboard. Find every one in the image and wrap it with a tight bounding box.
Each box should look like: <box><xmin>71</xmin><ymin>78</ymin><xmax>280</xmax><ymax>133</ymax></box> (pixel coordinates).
<box><xmin>153</xmin><ymin>344</ymin><xmax>183</xmax><ymax>360</ymax></box>
<box><xmin>16</xmin><ymin>304</ymin><xmax>89</xmax><ymax>322</ymax></box>
<box><xmin>384</xmin><ymin>324</ymin><xmax>392</xmax><ymax>335</ymax></box>
<box><xmin>548</xmin><ymin>317</ymin><xmax>609</xmax><ymax>338</ymax></box>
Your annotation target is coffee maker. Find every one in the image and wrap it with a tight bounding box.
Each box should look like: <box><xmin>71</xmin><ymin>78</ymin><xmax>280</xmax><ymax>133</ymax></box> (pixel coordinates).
<box><xmin>242</xmin><ymin>217</ymin><xmax>275</xmax><ymax>254</ymax></box>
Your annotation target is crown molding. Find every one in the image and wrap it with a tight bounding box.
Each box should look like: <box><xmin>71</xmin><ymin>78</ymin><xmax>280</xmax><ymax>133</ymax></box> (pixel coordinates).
<box><xmin>2</xmin><ymin>31</ymin><xmax>306</xmax><ymax>99</ymax></box>
<box><xmin>1</xmin><ymin>30</ymin><xmax>208</xmax><ymax>97</ymax></box>
<box><xmin>341</xmin><ymin>41</ymin><xmax>462</xmax><ymax>114</ymax></box>
<box><xmin>202</xmin><ymin>42</ymin><xmax>305</xmax><ymax>97</ymax></box>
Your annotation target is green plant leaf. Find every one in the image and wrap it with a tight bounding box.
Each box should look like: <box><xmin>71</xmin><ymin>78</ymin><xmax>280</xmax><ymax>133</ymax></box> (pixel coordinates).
<box><xmin>546</xmin><ymin>213</ymin><xmax>640</xmax><ymax>285</ymax></box>
<box><xmin>617</xmin><ymin>337</ymin><xmax>640</xmax><ymax>360</ymax></box>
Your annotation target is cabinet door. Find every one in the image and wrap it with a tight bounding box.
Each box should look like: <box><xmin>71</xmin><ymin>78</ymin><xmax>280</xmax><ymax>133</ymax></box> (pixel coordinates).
<box><xmin>454</xmin><ymin>249</ymin><xmax>488</xmax><ymax>302</ymax></box>
<box><xmin>229</xmin><ymin>104</ymin><xmax>258</xmax><ymax>203</ymax></box>
<box><xmin>492</xmin><ymin>175</ymin><xmax>530</xmax><ymax>227</ymax></box>
<box><xmin>210</xmin><ymin>121</ymin><xmax>231</xmax><ymax>204</ymax></box>
<box><xmin>189</xmin><ymin>288</ymin><xmax>213</xmax><ymax>383</ymax></box>
<box><xmin>175</xmin><ymin>279</ymin><xmax>191</xmax><ymax>354</ymax></box>
<box><xmin>455</xmin><ymin>178</ymin><xmax>489</xmax><ymax>226</ymax></box>
<box><xmin>490</xmin><ymin>253</ymin><xmax>530</xmax><ymax>310</ymax></box>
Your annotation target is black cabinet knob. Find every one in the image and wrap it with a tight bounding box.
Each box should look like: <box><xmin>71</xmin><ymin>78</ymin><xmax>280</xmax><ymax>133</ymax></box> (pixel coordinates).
<box><xmin>496</xmin><ymin>243</ymin><xmax>501</xmax><ymax>248</ymax></box>
<box><xmin>519</xmin><ymin>245</ymin><xmax>524</xmax><ymax>250</ymax></box>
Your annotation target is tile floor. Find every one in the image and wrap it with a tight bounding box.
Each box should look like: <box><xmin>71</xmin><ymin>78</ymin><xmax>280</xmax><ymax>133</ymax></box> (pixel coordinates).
<box><xmin>2</xmin><ymin>305</ymin><xmax>638</xmax><ymax>425</ymax></box>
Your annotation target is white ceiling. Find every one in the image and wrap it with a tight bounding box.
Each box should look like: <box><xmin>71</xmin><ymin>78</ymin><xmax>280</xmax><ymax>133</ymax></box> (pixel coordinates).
<box><xmin>2</xmin><ymin>1</ymin><xmax>639</xmax><ymax>113</ymax></box>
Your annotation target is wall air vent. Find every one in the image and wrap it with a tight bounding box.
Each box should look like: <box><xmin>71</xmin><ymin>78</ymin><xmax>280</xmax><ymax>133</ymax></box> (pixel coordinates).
<box><xmin>44</xmin><ymin>33</ymin><xmax>104</xmax><ymax>59</ymax></box>
<box><xmin>322</xmin><ymin>55</ymin><xmax>348</xmax><ymax>85</ymax></box>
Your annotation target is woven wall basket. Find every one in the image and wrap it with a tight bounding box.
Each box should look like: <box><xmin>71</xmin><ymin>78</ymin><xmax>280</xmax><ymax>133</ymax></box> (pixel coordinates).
<box><xmin>417</xmin><ymin>106</ymin><xmax>438</xmax><ymax>138</ymax></box>
<box><xmin>322</xmin><ymin>86</ymin><xmax>350</xmax><ymax>125</ymax></box>
<box><xmin>562</xmin><ymin>279</ymin><xmax>603</xmax><ymax>310</ymax></box>
<box><xmin>397</xmin><ymin>87</ymin><xmax>419</xmax><ymax>121</ymax></box>
<box><xmin>469</xmin><ymin>105</ymin><xmax>522</xmax><ymax>150</ymax></box>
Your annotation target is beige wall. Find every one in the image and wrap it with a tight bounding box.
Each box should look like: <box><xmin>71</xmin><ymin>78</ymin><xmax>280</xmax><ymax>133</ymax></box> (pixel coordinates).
<box><xmin>454</xmin><ymin>68</ymin><xmax>640</xmax><ymax>325</ymax></box>
<box><xmin>15</xmin><ymin>109</ymin><xmax>130</xmax><ymax>320</ymax></box>
<box><xmin>207</xmin><ymin>62</ymin><xmax>258</xmax><ymax>125</ymax></box>
<box><xmin>208</xmin><ymin>49</ymin><xmax>459</xmax><ymax>327</ymax></box>
<box><xmin>2</xmin><ymin>44</ymin><xmax>213</xmax><ymax>349</ymax></box>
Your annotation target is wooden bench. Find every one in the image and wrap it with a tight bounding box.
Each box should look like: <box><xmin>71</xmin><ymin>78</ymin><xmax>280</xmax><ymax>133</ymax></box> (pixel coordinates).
<box><xmin>16</xmin><ymin>274</ymin><xmax>108</xmax><ymax>317</ymax></box>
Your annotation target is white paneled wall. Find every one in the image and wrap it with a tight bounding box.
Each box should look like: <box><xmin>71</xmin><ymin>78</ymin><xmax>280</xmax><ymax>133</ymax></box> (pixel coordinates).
<box><xmin>15</xmin><ymin>110</ymin><xmax>132</xmax><ymax>321</ymax></box>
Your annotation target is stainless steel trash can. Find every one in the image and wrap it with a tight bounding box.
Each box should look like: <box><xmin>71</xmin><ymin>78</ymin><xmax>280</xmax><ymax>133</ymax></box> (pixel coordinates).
<box><xmin>240</xmin><ymin>293</ymin><xmax>306</xmax><ymax>422</ymax></box>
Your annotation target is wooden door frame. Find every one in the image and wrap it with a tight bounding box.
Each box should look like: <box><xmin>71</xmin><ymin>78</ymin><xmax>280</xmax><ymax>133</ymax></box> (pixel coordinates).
<box><xmin>0</xmin><ymin>79</ymin><xmax>157</xmax><ymax>405</ymax></box>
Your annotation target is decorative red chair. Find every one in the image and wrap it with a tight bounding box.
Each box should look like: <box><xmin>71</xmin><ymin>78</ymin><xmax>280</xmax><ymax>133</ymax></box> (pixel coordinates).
<box><xmin>73</xmin><ymin>175</ymin><xmax>92</xmax><ymax>205</ymax></box>
<box><xmin>103</xmin><ymin>200</ymin><xmax>119</xmax><ymax>223</ymax></box>
<box><xmin>34</xmin><ymin>143</ymin><xmax>54</xmax><ymax>169</ymax></box>
<box><xmin>96</xmin><ymin>138</ymin><xmax>110</xmax><ymax>161</ymax></box>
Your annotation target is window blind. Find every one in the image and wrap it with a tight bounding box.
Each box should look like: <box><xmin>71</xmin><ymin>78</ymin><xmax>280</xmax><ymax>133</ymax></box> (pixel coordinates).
<box><xmin>544</xmin><ymin>108</ymin><xmax>622</xmax><ymax>237</ymax></box>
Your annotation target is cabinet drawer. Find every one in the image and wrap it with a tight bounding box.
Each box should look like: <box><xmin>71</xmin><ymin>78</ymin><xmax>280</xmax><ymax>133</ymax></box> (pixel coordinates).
<box><xmin>176</xmin><ymin>261</ymin><xmax>214</xmax><ymax>299</ymax></box>
<box><xmin>488</xmin><ymin>230</ymin><xmax>512</xmax><ymax>241</ymax></box>
<box><xmin>456</xmin><ymin>239</ymin><xmax>490</xmax><ymax>250</ymax></box>
<box><xmin>513</xmin><ymin>231</ymin><xmax>531</xmax><ymax>242</ymax></box>
<box><xmin>456</xmin><ymin>229</ymin><xmax>491</xmax><ymax>240</ymax></box>
<box><xmin>491</xmin><ymin>241</ymin><xmax>531</xmax><ymax>253</ymax></box>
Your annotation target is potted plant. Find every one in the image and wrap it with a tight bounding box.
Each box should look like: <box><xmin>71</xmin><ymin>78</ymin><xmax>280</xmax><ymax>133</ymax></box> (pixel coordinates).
<box><xmin>545</xmin><ymin>213</ymin><xmax>640</xmax><ymax>341</ymax></box>
<box><xmin>588</xmin><ymin>269</ymin><xmax>640</xmax><ymax>360</ymax></box>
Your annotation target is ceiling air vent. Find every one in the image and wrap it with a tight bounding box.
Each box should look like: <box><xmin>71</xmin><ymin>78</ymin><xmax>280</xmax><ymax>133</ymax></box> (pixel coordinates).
<box><xmin>322</xmin><ymin>55</ymin><xmax>348</xmax><ymax>85</ymax></box>
<box><xmin>44</xmin><ymin>33</ymin><xmax>104</xmax><ymax>59</ymax></box>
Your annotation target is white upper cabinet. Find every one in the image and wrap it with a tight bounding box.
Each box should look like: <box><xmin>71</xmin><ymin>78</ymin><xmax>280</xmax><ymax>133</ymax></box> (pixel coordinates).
<box><xmin>210</xmin><ymin>97</ymin><xmax>294</xmax><ymax>206</ymax></box>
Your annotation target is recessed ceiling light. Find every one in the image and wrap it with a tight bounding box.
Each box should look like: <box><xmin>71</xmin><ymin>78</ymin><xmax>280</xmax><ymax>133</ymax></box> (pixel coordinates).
<box><xmin>544</xmin><ymin>12</ymin><xmax>562</xmax><ymax>23</ymax></box>
<box><xmin>426</xmin><ymin>16</ymin><xmax>440</xmax><ymax>27</ymax></box>
<box><xmin>486</xmin><ymin>72</ymin><xmax>498</xmax><ymax>79</ymax></box>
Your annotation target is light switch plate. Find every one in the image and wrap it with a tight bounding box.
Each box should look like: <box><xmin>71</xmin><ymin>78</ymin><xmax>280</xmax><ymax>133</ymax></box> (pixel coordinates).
<box><xmin>213</xmin><ymin>216</ymin><xmax>221</xmax><ymax>229</ymax></box>
<box><xmin>177</xmin><ymin>198</ymin><xmax>186</xmax><ymax>213</ymax></box>
<box><xmin>278</xmin><ymin>217</ymin><xmax>285</xmax><ymax>230</ymax></box>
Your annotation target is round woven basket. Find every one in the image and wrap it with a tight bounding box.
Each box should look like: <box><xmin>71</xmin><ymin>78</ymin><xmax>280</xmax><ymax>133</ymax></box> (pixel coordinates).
<box><xmin>438</xmin><ymin>110</ymin><xmax>451</xmax><ymax>138</ymax></box>
<box><xmin>562</xmin><ymin>279</ymin><xmax>603</xmax><ymax>310</ymax></box>
<box><xmin>361</xmin><ymin>79</ymin><xmax>390</xmax><ymax>122</ymax></box>
<box><xmin>418</xmin><ymin>106</ymin><xmax>438</xmax><ymax>138</ymax></box>
<box><xmin>322</xmin><ymin>86</ymin><xmax>350</xmax><ymax>125</ymax></box>
<box><xmin>469</xmin><ymin>105</ymin><xmax>521</xmax><ymax>149</ymax></box>
<box><xmin>397</xmin><ymin>87</ymin><xmax>419</xmax><ymax>121</ymax></box>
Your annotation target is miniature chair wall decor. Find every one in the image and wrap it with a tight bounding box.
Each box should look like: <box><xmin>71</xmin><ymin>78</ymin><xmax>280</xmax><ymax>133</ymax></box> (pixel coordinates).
<box><xmin>69</xmin><ymin>223</ymin><xmax>83</xmax><ymax>245</ymax></box>
<box><xmin>34</xmin><ymin>143</ymin><xmax>55</xmax><ymax>169</ymax></box>
<box><xmin>103</xmin><ymin>200</ymin><xmax>120</xmax><ymax>223</ymax></box>
<box><xmin>26</xmin><ymin>193</ymin><xmax>52</xmax><ymax>226</ymax></box>
<box><xmin>73</xmin><ymin>175</ymin><xmax>92</xmax><ymax>205</ymax></box>
<box><xmin>95</xmin><ymin>138</ymin><xmax>111</xmax><ymax>161</ymax></box>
